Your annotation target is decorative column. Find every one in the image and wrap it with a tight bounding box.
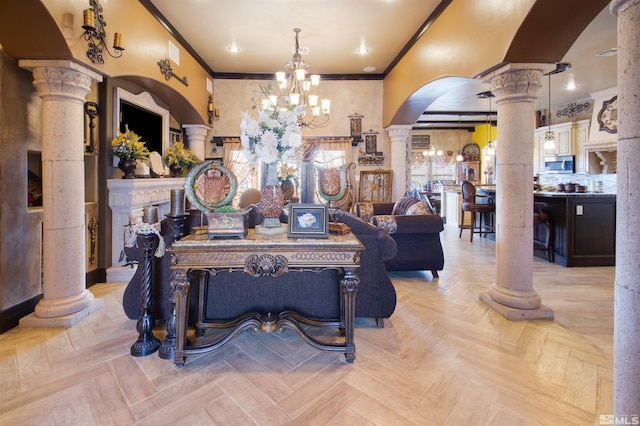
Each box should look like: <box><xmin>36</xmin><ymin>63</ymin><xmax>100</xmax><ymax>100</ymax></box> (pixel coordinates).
<box><xmin>385</xmin><ymin>125</ymin><xmax>412</xmax><ymax>200</ymax></box>
<box><xmin>183</xmin><ymin>124</ymin><xmax>210</xmax><ymax>161</ymax></box>
<box><xmin>479</xmin><ymin>64</ymin><xmax>555</xmax><ymax>320</ymax></box>
<box><xmin>18</xmin><ymin>60</ymin><xmax>103</xmax><ymax>327</ymax></box>
<box><xmin>611</xmin><ymin>0</ymin><xmax>640</xmax><ymax>419</ymax></box>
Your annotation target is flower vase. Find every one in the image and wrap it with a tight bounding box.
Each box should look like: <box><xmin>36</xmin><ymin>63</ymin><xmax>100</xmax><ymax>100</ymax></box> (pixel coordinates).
<box><xmin>118</xmin><ymin>158</ymin><xmax>137</xmax><ymax>179</ymax></box>
<box><xmin>260</xmin><ymin>162</ymin><xmax>285</xmax><ymax>229</ymax></box>
<box><xmin>169</xmin><ymin>164</ymin><xmax>183</xmax><ymax>178</ymax></box>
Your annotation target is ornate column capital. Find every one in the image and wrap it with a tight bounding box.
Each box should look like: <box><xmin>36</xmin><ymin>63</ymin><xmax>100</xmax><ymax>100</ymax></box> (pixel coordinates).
<box><xmin>385</xmin><ymin>125</ymin><xmax>411</xmax><ymax>143</ymax></box>
<box><xmin>610</xmin><ymin>0</ymin><xmax>640</xmax><ymax>16</ymax></box>
<box><xmin>483</xmin><ymin>63</ymin><xmax>555</xmax><ymax>105</ymax></box>
<box><xmin>20</xmin><ymin>60</ymin><xmax>102</xmax><ymax>102</ymax></box>
<box><xmin>183</xmin><ymin>124</ymin><xmax>211</xmax><ymax>139</ymax></box>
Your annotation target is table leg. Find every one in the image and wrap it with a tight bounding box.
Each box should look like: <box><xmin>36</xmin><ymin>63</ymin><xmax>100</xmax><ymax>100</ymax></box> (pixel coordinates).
<box><xmin>161</xmin><ymin>270</ymin><xmax>190</xmax><ymax>366</ymax></box>
<box><xmin>341</xmin><ymin>267</ymin><xmax>359</xmax><ymax>363</ymax></box>
<box><xmin>158</xmin><ymin>281</ymin><xmax>176</xmax><ymax>360</ymax></box>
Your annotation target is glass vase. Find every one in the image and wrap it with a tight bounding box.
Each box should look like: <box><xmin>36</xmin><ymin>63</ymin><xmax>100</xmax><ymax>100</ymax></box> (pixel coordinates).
<box><xmin>260</xmin><ymin>162</ymin><xmax>285</xmax><ymax>228</ymax></box>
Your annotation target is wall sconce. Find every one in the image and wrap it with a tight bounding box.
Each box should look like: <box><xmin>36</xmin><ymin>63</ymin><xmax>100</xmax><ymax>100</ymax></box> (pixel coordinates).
<box><xmin>208</xmin><ymin>95</ymin><xmax>220</xmax><ymax>125</ymax></box>
<box><xmin>82</xmin><ymin>0</ymin><xmax>124</xmax><ymax>64</ymax></box>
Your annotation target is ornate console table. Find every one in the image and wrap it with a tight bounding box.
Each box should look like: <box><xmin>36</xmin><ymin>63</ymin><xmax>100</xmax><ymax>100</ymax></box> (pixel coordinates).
<box><xmin>161</xmin><ymin>229</ymin><xmax>364</xmax><ymax>367</ymax></box>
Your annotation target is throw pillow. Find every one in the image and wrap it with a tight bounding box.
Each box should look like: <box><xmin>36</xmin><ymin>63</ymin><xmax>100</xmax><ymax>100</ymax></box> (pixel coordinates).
<box><xmin>370</xmin><ymin>215</ymin><xmax>397</xmax><ymax>234</ymax></box>
<box><xmin>391</xmin><ymin>197</ymin><xmax>419</xmax><ymax>215</ymax></box>
<box><xmin>356</xmin><ymin>202</ymin><xmax>374</xmax><ymax>222</ymax></box>
<box><xmin>406</xmin><ymin>201</ymin><xmax>433</xmax><ymax>216</ymax></box>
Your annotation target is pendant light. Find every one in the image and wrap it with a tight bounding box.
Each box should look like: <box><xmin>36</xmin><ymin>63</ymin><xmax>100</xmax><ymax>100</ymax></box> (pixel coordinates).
<box><xmin>485</xmin><ymin>95</ymin><xmax>492</xmax><ymax>161</ymax></box>
<box><xmin>544</xmin><ymin>72</ymin><xmax>556</xmax><ymax>150</ymax></box>
<box><xmin>456</xmin><ymin>114</ymin><xmax>464</xmax><ymax>161</ymax></box>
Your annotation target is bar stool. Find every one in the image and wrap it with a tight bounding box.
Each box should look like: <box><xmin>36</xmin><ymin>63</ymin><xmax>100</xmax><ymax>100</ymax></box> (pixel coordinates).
<box><xmin>459</xmin><ymin>180</ymin><xmax>495</xmax><ymax>242</ymax></box>
<box><xmin>533</xmin><ymin>202</ymin><xmax>554</xmax><ymax>262</ymax></box>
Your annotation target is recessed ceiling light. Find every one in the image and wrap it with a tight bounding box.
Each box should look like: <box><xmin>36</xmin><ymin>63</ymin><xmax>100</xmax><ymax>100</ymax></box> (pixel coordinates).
<box><xmin>356</xmin><ymin>47</ymin><xmax>369</xmax><ymax>55</ymax></box>
<box><xmin>363</xmin><ymin>66</ymin><xmax>376</xmax><ymax>73</ymax></box>
<box><xmin>228</xmin><ymin>46</ymin><xmax>240</xmax><ymax>53</ymax></box>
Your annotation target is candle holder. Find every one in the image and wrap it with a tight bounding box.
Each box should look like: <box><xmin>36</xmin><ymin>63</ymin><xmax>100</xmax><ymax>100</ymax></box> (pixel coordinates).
<box><xmin>166</xmin><ymin>214</ymin><xmax>189</xmax><ymax>244</ymax></box>
<box><xmin>130</xmin><ymin>231</ymin><xmax>161</xmax><ymax>357</ymax></box>
<box><xmin>82</xmin><ymin>0</ymin><xmax>124</xmax><ymax>64</ymax></box>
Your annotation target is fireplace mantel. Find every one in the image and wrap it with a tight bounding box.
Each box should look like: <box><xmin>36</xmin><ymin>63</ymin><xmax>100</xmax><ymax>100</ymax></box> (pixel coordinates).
<box><xmin>107</xmin><ymin>178</ymin><xmax>185</xmax><ymax>282</ymax></box>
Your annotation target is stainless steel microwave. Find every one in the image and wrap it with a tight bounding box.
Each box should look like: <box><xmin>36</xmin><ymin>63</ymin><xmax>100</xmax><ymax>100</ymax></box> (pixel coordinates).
<box><xmin>544</xmin><ymin>155</ymin><xmax>575</xmax><ymax>173</ymax></box>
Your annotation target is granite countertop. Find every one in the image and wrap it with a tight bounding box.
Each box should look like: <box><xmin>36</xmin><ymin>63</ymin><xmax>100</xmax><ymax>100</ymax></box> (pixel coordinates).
<box><xmin>534</xmin><ymin>191</ymin><xmax>616</xmax><ymax>197</ymax></box>
<box><xmin>443</xmin><ymin>189</ymin><xmax>616</xmax><ymax>197</ymax></box>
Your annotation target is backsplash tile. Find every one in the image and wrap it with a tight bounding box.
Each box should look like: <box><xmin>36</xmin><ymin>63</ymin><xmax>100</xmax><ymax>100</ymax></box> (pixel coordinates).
<box><xmin>537</xmin><ymin>173</ymin><xmax>616</xmax><ymax>194</ymax></box>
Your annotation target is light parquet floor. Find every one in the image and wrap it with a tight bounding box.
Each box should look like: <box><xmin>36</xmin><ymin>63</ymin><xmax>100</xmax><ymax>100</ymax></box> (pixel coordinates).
<box><xmin>0</xmin><ymin>227</ymin><xmax>614</xmax><ymax>425</ymax></box>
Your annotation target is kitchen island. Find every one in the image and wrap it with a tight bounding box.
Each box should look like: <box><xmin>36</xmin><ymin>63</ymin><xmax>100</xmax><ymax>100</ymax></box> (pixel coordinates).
<box><xmin>443</xmin><ymin>186</ymin><xmax>615</xmax><ymax>266</ymax></box>
<box><xmin>534</xmin><ymin>192</ymin><xmax>616</xmax><ymax>266</ymax></box>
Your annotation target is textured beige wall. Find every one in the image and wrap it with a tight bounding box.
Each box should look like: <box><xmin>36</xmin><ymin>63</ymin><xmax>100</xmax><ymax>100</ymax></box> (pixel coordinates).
<box><xmin>0</xmin><ymin>52</ymin><xmax>44</xmax><ymax>309</ymax></box>
<box><xmin>212</xmin><ymin>78</ymin><xmax>392</xmax><ymax>173</ymax></box>
<box><xmin>39</xmin><ymin>0</ymin><xmax>211</xmax><ymax>124</ymax></box>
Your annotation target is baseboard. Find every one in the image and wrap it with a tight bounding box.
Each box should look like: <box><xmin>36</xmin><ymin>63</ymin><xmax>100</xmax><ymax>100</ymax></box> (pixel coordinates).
<box><xmin>86</xmin><ymin>268</ymin><xmax>106</xmax><ymax>287</ymax></box>
<box><xmin>0</xmin><ymin>294</ymin><xmax>42</xmax><ymax>334</ymax></box>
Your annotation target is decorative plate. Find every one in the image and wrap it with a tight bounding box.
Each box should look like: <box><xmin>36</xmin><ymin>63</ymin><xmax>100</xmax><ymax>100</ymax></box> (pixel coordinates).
<box><xmin>462</xmin><ymin>143</ymin><xmax>480</xmax><ymax>161</ymax></box>
<box><xmin>149</xmin><ymin>151</ymin><xmax>164</xmax><ymax>177</ymax></box>
<box><xmin>184</xmin><ymin>160</ymin><xmax>238</xmax><ymax>212</ymax></box>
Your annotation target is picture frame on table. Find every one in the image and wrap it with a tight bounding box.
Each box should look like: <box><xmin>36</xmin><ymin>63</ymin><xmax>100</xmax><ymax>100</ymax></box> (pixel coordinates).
<box><xmin>287</xmin><ymin>204</ymin><xmax>329</xmax><ymax>239</ymax></box>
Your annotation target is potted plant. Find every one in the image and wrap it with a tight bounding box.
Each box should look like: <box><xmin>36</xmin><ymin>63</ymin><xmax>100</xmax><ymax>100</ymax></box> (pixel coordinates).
<box><xmin>163</xmin><ymin>141</ymin><xmax>201</xmax><ymax>177</ymax></box>
<box><xmin>111</xmin><ymin>126</ymin><xmax>150</xmax><ymax>179</ymax></box>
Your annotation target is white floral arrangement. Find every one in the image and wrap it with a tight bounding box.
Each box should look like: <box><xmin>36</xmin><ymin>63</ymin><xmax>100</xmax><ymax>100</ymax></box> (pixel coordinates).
<box><xmin>240</xmin><ymin>107</ymin><xmax>303</xmax><ymax>165</ymax></box>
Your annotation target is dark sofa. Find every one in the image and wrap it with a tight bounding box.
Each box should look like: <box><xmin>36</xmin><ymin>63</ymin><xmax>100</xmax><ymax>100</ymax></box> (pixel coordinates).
<box><xmin>122</xmin><ymin>209</ymin><xmax>398</xmax><ymax>327</ymax></box>
<box><xmin>354</xmin><ymin>196</ymin><xmax>445</xmax><ymax>278</ymax></box>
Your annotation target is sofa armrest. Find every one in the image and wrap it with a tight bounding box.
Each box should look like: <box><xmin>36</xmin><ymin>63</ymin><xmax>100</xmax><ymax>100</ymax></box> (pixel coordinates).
<box><xmin>393</xmin><ymin>214</ymin><xmax>444</xmax><ymax>234</ymax></box>
<box><xmin>333</xmin><ymin>210</ymin><xmax>397</xmax><ymax>262</ymax></box>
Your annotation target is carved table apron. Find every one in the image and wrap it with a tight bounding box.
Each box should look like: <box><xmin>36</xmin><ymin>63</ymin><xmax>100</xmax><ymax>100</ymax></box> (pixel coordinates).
<box><xmin>161</xmin><ymin>229</ymin><xmax>363</xmax><ymax>367</ymax></box>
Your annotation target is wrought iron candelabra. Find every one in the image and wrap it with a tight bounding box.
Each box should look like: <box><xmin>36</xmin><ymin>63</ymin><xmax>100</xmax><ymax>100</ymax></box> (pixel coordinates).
<box><xmin>82</xmin><ymin>0</ymin><xmax>124</xmax><ymax>64</ymax></box>
<box><xmin>130</xmin><ymin>231</ymin><xmax>161</xmax><ymax>357</ymax></box>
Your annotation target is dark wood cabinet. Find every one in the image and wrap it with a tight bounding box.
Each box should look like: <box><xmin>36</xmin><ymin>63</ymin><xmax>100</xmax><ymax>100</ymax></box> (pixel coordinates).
<box><xmin>534</xmin><ymin>194</ymin><xmax>616</xmax><ymax>266</ymax></box>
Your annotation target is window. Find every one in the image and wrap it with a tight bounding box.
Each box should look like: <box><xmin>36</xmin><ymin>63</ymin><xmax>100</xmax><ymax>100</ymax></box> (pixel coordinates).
<box><xmin>224</xmin><ymin>137</ymin><xmax>353</xmax><ymax>206</ymax></box>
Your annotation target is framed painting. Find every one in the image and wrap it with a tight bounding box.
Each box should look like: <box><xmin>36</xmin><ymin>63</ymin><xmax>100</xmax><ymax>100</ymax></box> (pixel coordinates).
<box><xmin>358</xmin><ymin>170</ymin><xmax>392</xmax><ymax>202</ymax></box>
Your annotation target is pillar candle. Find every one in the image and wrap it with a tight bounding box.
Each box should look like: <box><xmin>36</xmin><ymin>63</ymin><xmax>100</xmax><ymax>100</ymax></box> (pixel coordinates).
<box><xmin>170</xmin><ymin>189</ymin><xmax>185</xmax><ymax>216</ymax></box>
<box><xmin>83</xmin><ymin>9</ymin><xmax>95</xmax><ymax>29</ymax></box>
<box><xmin>113</xmin><ymin>32</ymin><xmax>123</xmax><ymax>50</ymax></box>
<box><xmin>143</xmin><ymin>206</ymin><xmax>159</xmax><ymax>224</ymax></box>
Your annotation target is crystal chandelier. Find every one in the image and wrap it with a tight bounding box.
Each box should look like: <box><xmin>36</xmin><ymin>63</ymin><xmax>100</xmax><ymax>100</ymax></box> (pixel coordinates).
<box><xmin>263</xmin><ymin>28</ymin><xmax>331</xmax><ymax>128</ymax></box>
